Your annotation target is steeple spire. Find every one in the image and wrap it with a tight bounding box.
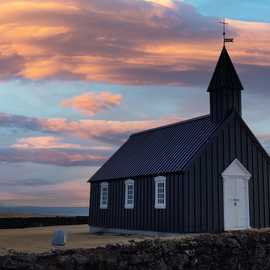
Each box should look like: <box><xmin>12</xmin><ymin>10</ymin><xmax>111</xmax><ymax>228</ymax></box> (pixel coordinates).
<box><xmin>207</xmin><ymin>46</ymin><xmax>243</xmax><ymax>92</ymax></box>
<box><xmin>208</xmin><ymin>46</ymin><xmax>244</xmax><ymax>123</ymax></box>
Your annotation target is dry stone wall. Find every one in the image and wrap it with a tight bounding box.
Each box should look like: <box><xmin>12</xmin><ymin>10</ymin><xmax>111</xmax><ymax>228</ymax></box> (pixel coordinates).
<box><xmin>1</xmin><ymin>230</ymin><xmax>270</xmax><ymax>269</ymax></box>
<box><xmin>0</xmin><ymin>217</ymin><xmax>88</xmax><ymax>229</ymax></box>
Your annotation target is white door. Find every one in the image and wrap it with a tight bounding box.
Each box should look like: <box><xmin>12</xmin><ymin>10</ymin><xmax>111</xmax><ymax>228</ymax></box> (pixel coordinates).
<box><xmin>222</xmin><ymin>159</ymin><xmax>251</xmax><ymax>231</ymax></box>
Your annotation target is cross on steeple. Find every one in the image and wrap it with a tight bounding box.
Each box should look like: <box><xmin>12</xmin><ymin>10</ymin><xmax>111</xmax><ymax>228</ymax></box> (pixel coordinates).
<box><xmin>219</xmin><ymin>18</ymin><xmax>234</xmax><ymax>46</ymax></box>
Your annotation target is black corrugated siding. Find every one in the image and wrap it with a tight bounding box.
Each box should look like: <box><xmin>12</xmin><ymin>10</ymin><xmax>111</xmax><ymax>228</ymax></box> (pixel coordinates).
<box><xmin>210</xmin><ymin>89</ymin><xmax>242</xmax><ymax>123</ymax></box>
<box><xmin>182</xmin><ymin>113</ymin><xmax>270</xmax><ymax>231</ymax></box>
<box><xmin>89</xmin><ymin>113</ymin><xmax>270</xmax><ymax>233</ymax></box>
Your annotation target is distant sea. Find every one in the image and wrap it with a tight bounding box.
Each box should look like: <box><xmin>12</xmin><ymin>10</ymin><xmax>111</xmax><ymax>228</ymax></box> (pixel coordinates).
<box><xmin>0</xmin><ymin>206</ymin><xmax>88</xmax><ymax>217</ymax></box>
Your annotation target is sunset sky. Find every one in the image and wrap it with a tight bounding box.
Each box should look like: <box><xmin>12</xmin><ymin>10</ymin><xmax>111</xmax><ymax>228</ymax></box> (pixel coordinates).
<box><xmin>0</xmin><ymin>0</ymin><xmax>270</xmax><ymax>207</ymax></box>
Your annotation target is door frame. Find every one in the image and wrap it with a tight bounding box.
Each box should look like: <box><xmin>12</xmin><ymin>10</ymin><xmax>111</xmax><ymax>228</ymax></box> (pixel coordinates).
<box><xmin>222</xmin><ymin>159</ymin><xmax>251</xmax><ymax>231</ymax></box>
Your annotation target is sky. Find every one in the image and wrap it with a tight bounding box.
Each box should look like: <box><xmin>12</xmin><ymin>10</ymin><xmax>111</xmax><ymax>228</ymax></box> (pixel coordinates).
<box><xmin>0</xmin><ymin>0</ymin><xmax>270</xmax><ymax>207</ymax></box>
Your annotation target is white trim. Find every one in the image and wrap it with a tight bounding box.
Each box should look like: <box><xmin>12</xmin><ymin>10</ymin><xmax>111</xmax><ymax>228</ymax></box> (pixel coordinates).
<box><xmin>125</xmin><ymin>179</ymin><xmax>135</xmax><ymax>209</ymax></box>
<box><xmin>154</xmin><ymin>176</ymin><xmax>166</xmax><ymax>209</ymax></box>
<box><xmin>222</xmin><ymin>159</ymin><xmax>251</xmax><ymax>231</ymax></box>
<box><xmin>222</xmin><ymin>159</ymin><xmax>251</xmax><ymax>179</ymax></box>
<box><xmin>100</xmin><ymin>182</ymin><xmax>109</xmax><ymax>209</ymax></box>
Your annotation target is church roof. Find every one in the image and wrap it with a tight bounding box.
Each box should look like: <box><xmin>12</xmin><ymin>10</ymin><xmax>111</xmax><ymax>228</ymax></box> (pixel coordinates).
<box><xmin>90</xmin><ymin>115</ymin><xmax>220</xmax><ymax>182</ymax></box>
<box><xmin>207</xmin><ymin>46</ymin><xmax>243</xmax><ymax>92</ymax></box>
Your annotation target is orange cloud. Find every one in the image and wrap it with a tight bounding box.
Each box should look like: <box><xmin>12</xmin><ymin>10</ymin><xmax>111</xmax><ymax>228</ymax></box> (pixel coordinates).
<box><xmin>0</xmin><ymin>1</ymin><xmax>78</xmax><ymax>12</ymax></box>
<box><xmin>225</xmin><ymin>19</ymin><xmax>270</xmax><ymax>66</ymax></box>
<box><xmin>61</xmin><ymin>92</ymin><xmax>123</xmax><ymax>116</ymax></box>
<box><xmin>0</xmin><ymin>24</ymin><xmax>70</xmax><ymax>41</ymax></box>
<box><xmin>144</xmin><ymin>0</ymin><xmax>176</xmax><ymax>9</ymax></box>
<box><xmin>38</xmin><ymin>116</ymin><xmax>182</xmax><ymax>143</ymax></box>
<box><xmin>11</xmin><ymin>136</ymin><xmax>83</xmax><ymax>149</ymax></box>
<box><xmin>0</xmin><ymin>0</ymin><xmax>269</xmax><ymax>84</ymax></box>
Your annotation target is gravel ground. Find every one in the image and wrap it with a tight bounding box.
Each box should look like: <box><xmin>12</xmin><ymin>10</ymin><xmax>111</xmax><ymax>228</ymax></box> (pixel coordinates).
<box><xmin>0</xmin><ymin>225</ymin><xmax>154</xmax><ymax>254</ymax></box>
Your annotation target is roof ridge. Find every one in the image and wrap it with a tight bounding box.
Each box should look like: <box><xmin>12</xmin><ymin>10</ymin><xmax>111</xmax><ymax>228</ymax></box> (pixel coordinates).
<box><xmin>131</xmin><ymin>114</ymin><xmax>210</xmax><ymax>137</ymax></box>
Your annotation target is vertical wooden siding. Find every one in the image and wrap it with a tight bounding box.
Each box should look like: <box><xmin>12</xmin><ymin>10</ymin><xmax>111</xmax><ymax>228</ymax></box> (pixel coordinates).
<box><xmin>183</xmin><ymin>114</ymin><xmax>270</xmax><ymax>232</ymax></box>
<box><xmin>89</xmin><ymin>114</ymin><xmax>270</xmax><ymax>233</ymax></box>
<box><xmin>210</xmin><ymin>89</ymin><xmax>241</xmax><ymax>123</ymax></box>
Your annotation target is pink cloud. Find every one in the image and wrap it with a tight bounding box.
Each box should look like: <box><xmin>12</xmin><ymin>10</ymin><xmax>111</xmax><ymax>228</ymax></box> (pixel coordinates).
<box><xmin>61</xmin><ymin>91</ymin><xmax>122</xmax><ymax>116</ymax></box>
<box><xmin>0</xmin><ymin>113</ymin><xmax>182</xmax><ymax>166</ymax></box>
<box><xmin>38</xmin><ymin>116</ymin><xmax>183</xmax><ymax>143</ymax></box>
<box><xmin>257</xmin><ymin>133</ymin><xmax>270</xmax><ymax>147</ymax></box>
<box><xmin>0</xmin><ymin>179</ymin><xmax>89</xmax><ymax>207</ymax></box>
<box><xmin>257</xmin><ymin>134</ymin><xmax>270</xmax><ymax>141</ymax></box>
<box><xmin>0</xmin><ymin>0</ymin><xmax>268</xmax><ymax>85</ymax></box>
<box><xmin>0</xmin><ymin>112</ymin><xmax>182</xmax><ymax>144</ymax></box>
<box><xmin>44</xmin><ymin>179</ymin><xmax>90</xmax><ymax>206</ymax></box>
<box><xmin>12</xmin><ymin>136</ymin><xmax>83</xmax><ymax>149</ymax></box>
<box><xmin>0</xmin><ymin>148</ymin><xmax>106</xmax><ymax>167</ymax></box>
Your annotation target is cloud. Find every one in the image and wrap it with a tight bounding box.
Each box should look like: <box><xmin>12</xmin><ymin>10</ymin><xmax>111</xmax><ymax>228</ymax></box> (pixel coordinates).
<box><xmin>0</xmin><ymin>148</ymin><xmax>106</xmax><ymax>167</ymax></box>
<box><xmin>0</xmin><ymin>112</ymin><xmax>181</xmax><ymax>144</ymax></box>
<box><xmin>257</xmin><ymin>133</ymin><xmax>270</xmax><ymax>151</ymax></box>
<box><xmin>0</xmin><ymin>178</ymin><xmax>53</xmax><ymax>187</ymax></box>
<box><xmin>258</xmin><ymin>134</ymin><xmax>270</xmax><ymax>142</ymax></box>
<box><xmin>0</xmin><ymin>1</ymin><xmax>79</xmax><ymax>14</ymax></box>
<box><xmin>0</xmin><ymin>53</ymin><xmax>25</xmax><ymax>80</ymax></box>
<box><xmin>0</xmin><ymin>179</ymin><xmax>89</xmax><ymax>207</ymax></box>
<box><xmin>0</xmin><ymin>113</ymin><xmax>181</xmax><ymax>166</ymax></box>
<box><xmin>144</xmin><ymin>0</ymin><xmax>176</xmax><ymax>9</ymax></box>
<box><xmin>0</xmin><ymin>0</ymin><xmax>268</xmax><ymax>87</ymax></box>
<box><xmin>0</xmin><ymin>0</ymin><xmax>220</xmax><ymax>84</ymax></box>
<box><xmin>61</xmin><ymin>91</ymin><xmax>122</xmax><ymax>116</ymax></box>
<box><xmin>12</xmin><ymin>136</ymin><xmax>84</xmax><ymax>149</ymax></box>
<box><xmin>2</xmin><ymin>135</ymin><xmax>111</xmax><ymax>166</ymax></box>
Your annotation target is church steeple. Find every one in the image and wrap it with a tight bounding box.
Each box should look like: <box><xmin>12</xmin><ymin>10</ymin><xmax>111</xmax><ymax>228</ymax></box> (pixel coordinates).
<box><xmin>208</xmin><ymin>46</ymin><xmax>244</xmax><ymax>123</ymax></box>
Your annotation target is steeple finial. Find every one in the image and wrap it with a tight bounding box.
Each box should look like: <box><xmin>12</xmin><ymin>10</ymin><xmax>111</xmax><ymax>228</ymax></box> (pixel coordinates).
<box><xmin>219</xmin><ymin>18</ymin><xmax>234</xmax><ymax>46</ymax></box>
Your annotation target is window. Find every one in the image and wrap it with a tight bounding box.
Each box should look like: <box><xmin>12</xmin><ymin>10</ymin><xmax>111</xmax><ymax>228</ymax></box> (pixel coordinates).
<box><xmin>100</xmin><ymin>182</ymin><xmax>108</xmax><ymax>209</ymax></box>
<box><xmin>125</xmin><ymin>179</ymin><xmax>134</xmax><ymax>209</ymax></box>
<box><xmin>154</xmin><ymin>176</ymin><xmax>166</xmax><ymax>209</ymax></box>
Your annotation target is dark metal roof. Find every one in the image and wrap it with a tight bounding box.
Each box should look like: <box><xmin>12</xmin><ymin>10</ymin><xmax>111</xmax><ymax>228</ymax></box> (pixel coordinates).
<box><xmin>207</xmin><ymin>46</ymin><xmax>243</xmax><ymax>92</ymax></box>
<box><xmin>90</xmin><ymin>115</ymin><xmax>219</xmax><ymax>182</ymax></box>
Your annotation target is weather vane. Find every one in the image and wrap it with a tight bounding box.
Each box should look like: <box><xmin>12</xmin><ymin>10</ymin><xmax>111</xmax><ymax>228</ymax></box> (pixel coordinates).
<box><xmin>219</xmin><ymin>18</ymin><xmax>234</xmax><ymax>46</ymax></box>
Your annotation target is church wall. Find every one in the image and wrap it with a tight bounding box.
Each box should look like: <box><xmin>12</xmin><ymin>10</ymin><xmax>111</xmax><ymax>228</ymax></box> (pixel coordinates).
<box><xmin>89</xmin><ymin>173</ymin><xmax>185</xmax><ymax>233</ymax></box>
<box><xmin>183</xmin><ymin>113</ymin><xmax>270</xmax><ymax>232</ymax></box>
<box><xmin>89</xmin><ymin>113</ymin><xmax>270</xmax><ymax>233</ymax></box>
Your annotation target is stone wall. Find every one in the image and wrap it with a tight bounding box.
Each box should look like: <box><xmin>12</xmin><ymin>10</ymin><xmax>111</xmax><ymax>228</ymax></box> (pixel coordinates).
<box><xmin>1</xmin><ymin>230</ymin><xmax>270</xmax><ymax>269</ymax></box>
<box><xmin>0</xmin><ymin>216</ymin><xmax>88</xmax><ymax>229</ymax></box>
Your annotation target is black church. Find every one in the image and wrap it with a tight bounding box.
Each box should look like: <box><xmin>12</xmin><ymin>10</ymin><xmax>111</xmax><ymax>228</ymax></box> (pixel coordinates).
<box><xmin>88</xmin><ymin>45</ymin><xmax>270</xmax><ymax>234</ymax></box>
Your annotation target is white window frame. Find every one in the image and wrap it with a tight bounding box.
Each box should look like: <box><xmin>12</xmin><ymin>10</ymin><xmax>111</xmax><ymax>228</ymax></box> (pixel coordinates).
<box><xmin>154</xmin><ymin>176</ymin><xmax>166</xmax><ymax>209</ymax></box>
<box><xmin>125</xmin><ymin>179</ymin><xmax>135</xmax><ymax>209</ymax></box>
<box><xmin>100</xmin><ymin>182</ymin><xmax>109</xmax><ymax>209</ymax></box>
